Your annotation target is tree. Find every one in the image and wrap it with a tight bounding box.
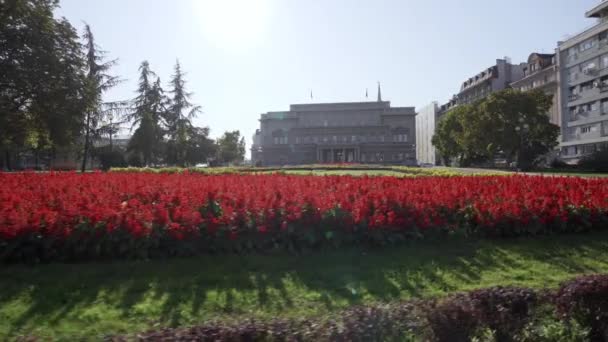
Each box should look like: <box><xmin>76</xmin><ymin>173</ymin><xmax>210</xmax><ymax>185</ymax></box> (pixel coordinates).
<box><xmin>165</xmin><ymin>60</ymin><xmax>201</xmax><ymax>166</ymax></box>
<box><xmin>478</xmin><ymin>89</ymin><xmax>559</xmax><ymax>170</ymax></box>
<box><xmin>184</xmin><ymin>126</ymin><xmax>216</xmax><ymax>165</ymax></box>
<box><xmin>80</xmin><ymin>24</ymin><xmax>124</xmax><ymax>172</ymax></box>
<box><xmin>432</xmin><ymin>89</ymin><xmax>559</xmax><ymax>170</ymax></box>
<box><xmin>126</xmin><ymin>62</ymin><xmax>166</xmax><ymax>166</ymax></box>
<box><xmin>217</xmin><ymin>130</ymin><xmax>246</xmax><ymax>165</ymax></box>
<box><xmin>1</xmin><ymin>0</ymin><xmax>87</xmax><ymax>169</ymax></box>
<box><xmin>432</xmin><ymin>106</ymin><xmax>467</xmax><ymax>166</ymax></box>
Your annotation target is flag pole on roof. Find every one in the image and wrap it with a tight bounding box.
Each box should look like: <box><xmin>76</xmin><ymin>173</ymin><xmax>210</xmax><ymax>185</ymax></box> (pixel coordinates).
<box><xmin>377</xmin><ymin>82</ymin><xmax>382</xmax><ymax>102</ymax></box>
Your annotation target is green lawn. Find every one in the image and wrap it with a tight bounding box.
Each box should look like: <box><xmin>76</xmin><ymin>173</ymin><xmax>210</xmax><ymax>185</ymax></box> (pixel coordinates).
<box><xmin>2</xmin><ymin>232</ymin><xmax>608</xmax><ymax>341</ymax></box>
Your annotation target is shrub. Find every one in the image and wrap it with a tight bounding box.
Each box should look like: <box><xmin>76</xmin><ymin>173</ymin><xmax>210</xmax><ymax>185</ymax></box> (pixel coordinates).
<box><xmin>109</xmin><ymin>302</ymin><xmax>423</xmax><ymax>342</ymax></box>
<box><xmin>554</xmin><ymin>274</ymin><xmax>608</xmax><ymax>342</ymax></box>
<box><xmin>579</xmin><ymin>149</ymin><xmax>608</xmax><ymax>172</ymax></box>
<box><xmin>467</xmin><ymin>286</ymin><xmax>538</xmax><ymax>342</ymax></box>
<box><xmin>426</xmin><ymin>294</ymin><xmax>478</xmax><ymax>342</ymax></box>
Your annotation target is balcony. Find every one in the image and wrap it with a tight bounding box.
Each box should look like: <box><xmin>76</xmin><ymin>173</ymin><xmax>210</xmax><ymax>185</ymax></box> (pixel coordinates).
<box><xmin>601</xmin><ymin>83</ymin><xmax>608</xmax><ymax>93</ymax></box>
<box><xmin>568</xmin><ymin>94</ymin><xmax>581</xmax><ymax>101</ymax></box>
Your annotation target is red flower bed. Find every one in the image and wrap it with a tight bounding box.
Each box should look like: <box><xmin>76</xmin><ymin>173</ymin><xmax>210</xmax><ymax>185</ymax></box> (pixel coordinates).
<box><xmin>1</xmin><ymin>172</ymin><xmax>607</xmax><ymax>261</ymax></box>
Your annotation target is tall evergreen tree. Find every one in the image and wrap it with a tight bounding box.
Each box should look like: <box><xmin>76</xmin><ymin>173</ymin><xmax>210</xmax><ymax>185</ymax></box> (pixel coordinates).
<box><xmin>165</xmin><ymin>60</ymin><xmax>201</xmax><ymax>166</ymax></box>
<box><xmin>127</xmin><ymin>62</ymin><xmax>166</xmax><ymax>166</ymax></box>
<box><xmin>80</xmin><ymin>24</ymin><xmax>124</xmax><ymax>172</ymax></box>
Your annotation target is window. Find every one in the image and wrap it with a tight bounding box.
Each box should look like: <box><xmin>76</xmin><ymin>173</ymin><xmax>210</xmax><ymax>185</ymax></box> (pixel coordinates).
<box><xmin>351</xmin><ymin>135</ymin><xmax>356</xmax><ymax>142</ymax></box>
<box><xmin>580</xmin><ymin>39</ymin><xmax>596</xmax><ymax>52</ymax></box>
<box><xmin>601</xmin><ymin>54</ymin><xmax>608</xmax><ymax>69</ymax></box>
<box><xmin>361</xmin><ymin>153</ymin><xmax>366</xmax><ymax>162</ymax></box>
<box><xmin>602</xmin><ymin>100</ymin><xmax>608</xmax><ymax>114</ymax></box>
<box><xmin>582</xmin><ymin>82</ymin><xmax>592</xmax><ymax>92</ymax></box>
<box><xmin>295</xmin><ymin>137</ymin><xmax>300</xmax><ymax>144</ymax></box>
<box><xmin>581</xmin><ymin>126</ymin><xmax>592</xmax><ymax>134</ymax></box>
<box><xmin>332</xmin><ymin>135</ymin><xmax>338</xmax><ymax>143</ymax></box>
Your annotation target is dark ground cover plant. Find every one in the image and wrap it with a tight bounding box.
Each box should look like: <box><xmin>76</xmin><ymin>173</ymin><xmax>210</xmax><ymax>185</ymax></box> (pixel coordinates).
<box><xmin>106</xmin><ymin>276</ymin><xmax>608</xmax><ymax>342</ymax></box>
<box><xmin>554</xmin><ymin>274</ymin><xmax>608</xmax><ymax>342</ymax></box>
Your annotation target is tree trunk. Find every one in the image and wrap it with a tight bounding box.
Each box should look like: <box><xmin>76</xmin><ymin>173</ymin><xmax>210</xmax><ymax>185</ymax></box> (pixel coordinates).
<box><xmin>81</xmin><ymin>112</ymin><xmax>91</xmax><ymax>173</ymax></box>
<box><xmin>4</xmin><ymin>150</ymin><xmax>10</xmax><ymax>171</ymax></box>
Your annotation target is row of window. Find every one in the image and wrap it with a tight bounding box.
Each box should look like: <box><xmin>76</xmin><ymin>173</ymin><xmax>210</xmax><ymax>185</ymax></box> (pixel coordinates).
<box><xmin>273</xmin><ymin>134</ymin><xmax>409</xmax><ymax>145</ymax></box>
<box><xmin>562</xmin><ymin>142</ymin><xmax>608</xmax><ymax>156</ymax></box>
<box><xmin>568</xmin><ymin>99</ymin><xmax>608</xmax><ymax>118</ymax></box>
<box><xmin>566</xmin><ymin>32</ymin><xmax>608</xmax><ymax>64</ymax></box>
<box><xmin>359</xmin><ymin>152</ymin><xmax>411</xmax><ymax>162</ymax></box>
<box><xmin>567</xmin><ymin>53</ymin><xmax>608</xmax><ymax>83</ymax></box>
<box><xmin>460</xmin><ymin>85</ymin><xmax>492</xmax><ymax>103</ymax></box>
<box><xmin>518</xmin><ymin>75</ymin><xmax>556</xmax><ymax>92</ymax></box>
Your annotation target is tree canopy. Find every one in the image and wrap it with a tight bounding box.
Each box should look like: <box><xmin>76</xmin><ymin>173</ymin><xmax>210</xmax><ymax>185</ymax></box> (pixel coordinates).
<box><xmin>433</xmin><ymin>89</ymin><xmax>559</xmax><ymax>169</ymax></box>
<box><xmin>216</xmin><ymin>130</ymin><xmax>246</xmax><ymax>165</ymax></box>
<box><xmin>1</xmin><ymin>0</ymin><xmax>87</xmax><ymax>168</ymax></box>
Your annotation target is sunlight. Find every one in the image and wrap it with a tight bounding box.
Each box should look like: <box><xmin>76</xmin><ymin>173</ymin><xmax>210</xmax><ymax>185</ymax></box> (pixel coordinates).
<box><xmin>193</xmin><ymin>0</ymin><xmax>273</xmax><ymax>51</ymax></box>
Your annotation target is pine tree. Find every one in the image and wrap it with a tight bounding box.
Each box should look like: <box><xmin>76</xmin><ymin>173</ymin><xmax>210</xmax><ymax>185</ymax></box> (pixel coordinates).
<box><xmin>80</xmin><ymin>24</ymin><xmax>124</xmax><ymax>172</ymax></box>
<box><xmin>127</xmin><ymin>62</ymin><xmax>166</xmax><ymax>166</ymax></box>
<box><xmin>165</xmin><ymin>60</ymin><xmax>201</xmax><ymax>166</ymax></box>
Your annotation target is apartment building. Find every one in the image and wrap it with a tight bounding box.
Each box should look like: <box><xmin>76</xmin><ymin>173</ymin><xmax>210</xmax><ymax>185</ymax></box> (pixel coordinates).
<box><xmin>415</xmin><ymin>102</ymin><xmax>440</xmax><ymax>165</ymax></box>
<box><xmin>511</xmin><ymin>53</ymin><xmax>560</xmax><ymax>126</ymax></box>
<box><xmin>438</xmin><ymin>58</ymin><xmax>526</xmax><ymax>116</ymax></box>
<box><xmin>558</xmin><ymin>0</ymin><xmax>608</xmax><ymax>160</ymax></box>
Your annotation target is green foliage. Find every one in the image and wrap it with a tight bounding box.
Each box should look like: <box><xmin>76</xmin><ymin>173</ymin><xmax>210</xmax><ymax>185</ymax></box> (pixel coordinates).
<box><xmin>126</xmin><ymin>62</ymin><xmax>166</xmax><ymax>166</ymax></box>
<box><xmin>216</xmin><ymin>130</ymin><xmax>246</xmax><ymax>165</ymax></box>
<box><xmin>80</xmin><ymin>24</ymin><xmax>124</xmax><ymax>172</ymax></box>
<box><xmin>432</xmin><ymin>89</ymin><xmax>559</xmax><ymax>170</ymax></box>
<box><xmin>93</xmin><ymin>146</ymin><xmax>127</xmax><ymax>171</ymax></box>
<box><xmin>0</xmin><ymin>0</ymin><xmax>87</xmax><ymax>168</ymax></box>
<box><xmin>164</xmin><ymin>60</ymin><xmax>207</xmax><ymax>166</ymax></box>
<box><xmin>579</xmin><ymin>149</ymin><xmax>608</xmax><ymax>172</ymax></box>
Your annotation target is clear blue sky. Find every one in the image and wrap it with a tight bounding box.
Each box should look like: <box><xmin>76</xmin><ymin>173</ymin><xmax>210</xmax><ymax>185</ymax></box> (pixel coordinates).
<box><xmin>56</xmin><ymin>0</ymin><xmax>599</xmax><ymax>155</ymax></box>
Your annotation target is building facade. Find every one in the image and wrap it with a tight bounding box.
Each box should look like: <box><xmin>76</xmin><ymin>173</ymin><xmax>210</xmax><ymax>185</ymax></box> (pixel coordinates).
<box><xmin>557</xmin><ymin>0</ymin><xmax>608</xmax><ymax>161</ymax></box>
<box><xmin>458</xmin><ymin>58</ymin><xmax>527</xmax><ymax>105</ymax></box>
<box><xmin>511</xmin><ymin>53</ymin><xmax>560</xmax><ymax>126</ymax></box>
<box><xmin>437</xmin><ymin>58</ymin><xmax>527</xmax><ymax>117</ymax></box>
<box><xmin>251</xmin><ymin>98</ymin><xmax>416</xmax><ymax>166</ymax></box>
<box><xmin>415</xmin><ymin>102</ymin><xmax>439</xmax><ymax>165</ymax></box>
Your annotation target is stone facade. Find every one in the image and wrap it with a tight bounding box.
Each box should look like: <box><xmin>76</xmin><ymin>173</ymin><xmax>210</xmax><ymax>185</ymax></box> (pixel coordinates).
<box><xmin>251</xmin><ymin>100</ymin><xmax>416</xmax><ymax>166</ymax></box>
<box><xmin>511</xmin><ymin>53</ymin><xmax>560</xmax><ymax>126</ymax></box>
<box><xmin>558</xmin><ymin>0</ymin><xmax>608</xmax><ymax>162</ymax></box>
<box><xmin>438</xmin><ymin>58</ymin><xmax>527</xmax><ymax>116</ymax></box>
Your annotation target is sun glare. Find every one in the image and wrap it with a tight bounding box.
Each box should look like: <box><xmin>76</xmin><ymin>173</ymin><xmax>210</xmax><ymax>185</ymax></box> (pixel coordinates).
<box><xmin>193</xmin><ymin>0</ymin><xmax>272</xmax><ymax>51</ymax></box>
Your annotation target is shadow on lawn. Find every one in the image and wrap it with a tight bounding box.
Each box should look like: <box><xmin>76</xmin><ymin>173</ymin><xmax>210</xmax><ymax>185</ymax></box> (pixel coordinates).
<box><xmin>1</xmin><ymin>232</ymin><xmax>608</xmax><ymax>336</ymax></box>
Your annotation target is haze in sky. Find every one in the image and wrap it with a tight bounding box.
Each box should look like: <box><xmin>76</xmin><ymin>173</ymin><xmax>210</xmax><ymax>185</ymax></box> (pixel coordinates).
<box><xmin>56</xmin><ymin>0</ymin><xmax>599</xmax><ymax>155</ymax></box>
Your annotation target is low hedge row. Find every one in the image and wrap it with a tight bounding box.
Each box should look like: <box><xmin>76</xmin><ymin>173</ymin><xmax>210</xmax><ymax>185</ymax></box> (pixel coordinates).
<box><xmin>108</xmin><ymin>165</ymin><xmax>464</xmax><ymax>177</ymax></box>
<box><xmin>108</xmin><ymin>274</ymin><xmax>608</xmax><ymax>342</ymax></box>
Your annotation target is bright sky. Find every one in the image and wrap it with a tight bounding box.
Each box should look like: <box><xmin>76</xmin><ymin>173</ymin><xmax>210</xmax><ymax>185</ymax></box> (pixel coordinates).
<box><xmin>56</xmin><ymin>0</ymin><xmax>599</xmax><ymax>156</ymax></box>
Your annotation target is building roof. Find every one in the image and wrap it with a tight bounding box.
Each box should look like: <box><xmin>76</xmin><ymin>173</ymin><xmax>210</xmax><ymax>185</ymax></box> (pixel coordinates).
<box><xmin>586</xmin><ymin>0</ymin><xmax>608</xmax><ymax>18</ymax></box>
